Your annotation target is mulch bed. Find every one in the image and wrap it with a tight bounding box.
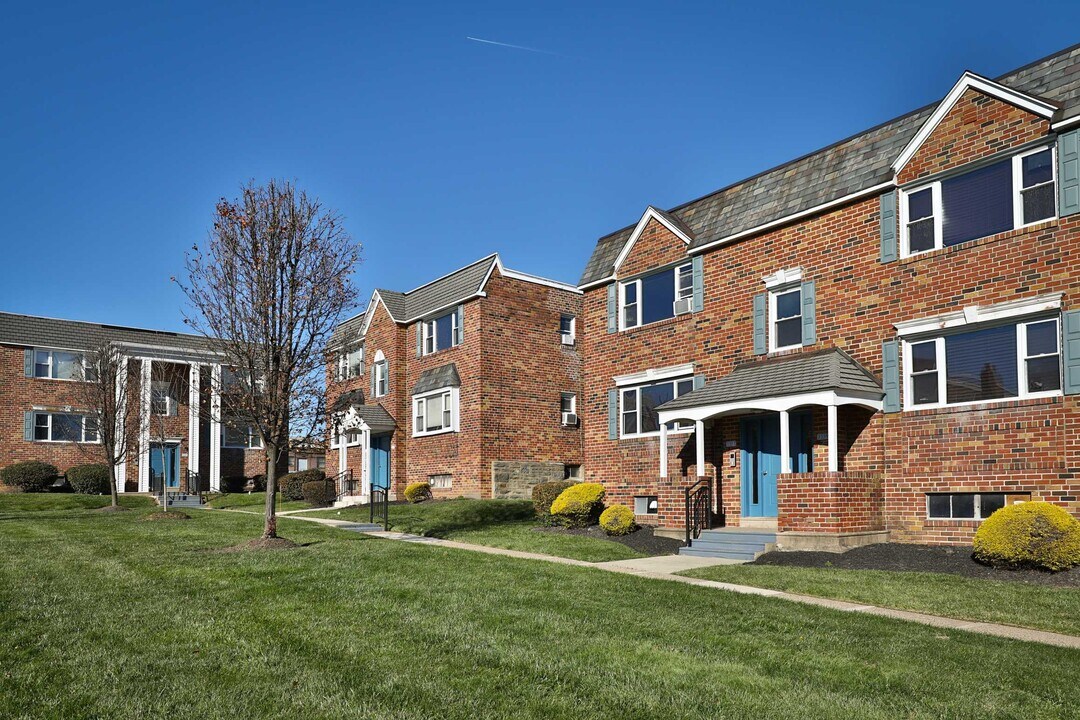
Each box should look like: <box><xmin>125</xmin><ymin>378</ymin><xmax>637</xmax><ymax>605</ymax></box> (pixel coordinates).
<box><xmin>215</xmin><ymin>537</ymin><xmax>300</xmax><ymax>553</ymax></box>
<box><xmin>753</xmin><ymin>543</ymin><xmax>1080</xmax><ymax>588</ymax></box>
<box><xmin>532</xmin><ymin>524</ymin><xmax>684</xmax><ymax>556</ymax></box>
<box><xmin>142</xmin><ymin>510</ymin><xmax>190</xmax><ymax>521</ymax></box>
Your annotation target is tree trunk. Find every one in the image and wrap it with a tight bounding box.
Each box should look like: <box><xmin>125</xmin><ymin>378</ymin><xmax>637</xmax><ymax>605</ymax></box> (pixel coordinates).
<box><xmin>109</xmin><ymin>460</ymin><xmax>120</xmax><ymax>508</ymax></box>
<box><xmin>262</xmin><ymin>441</ymin><xmax>278</xmax><ymax>538</ymax></box>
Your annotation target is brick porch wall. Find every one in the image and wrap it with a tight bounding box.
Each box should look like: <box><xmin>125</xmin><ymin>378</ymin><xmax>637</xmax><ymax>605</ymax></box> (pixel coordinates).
<box><xmin>778</xmin><ymin>471</ymin><xmax>884</xmax><ymax>533</ymax></box>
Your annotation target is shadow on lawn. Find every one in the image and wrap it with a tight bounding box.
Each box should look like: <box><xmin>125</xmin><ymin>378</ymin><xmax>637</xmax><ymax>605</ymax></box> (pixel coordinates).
<box><xmin>387</xmin><ymin>499</ymin><xmax>535</xmax><ymax>537</ymax></box>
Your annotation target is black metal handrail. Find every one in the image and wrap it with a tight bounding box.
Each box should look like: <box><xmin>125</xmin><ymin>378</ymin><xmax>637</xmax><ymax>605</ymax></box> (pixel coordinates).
<box><xmin>183</xmin><ymin>470</ymin><xmax>204</xmax><ymax>503</ymax></box>
<box><xmin>370</xmin><ymin>485</ymin><xmax>389</xmax><ymax>531</ymax></box>
<box><xmin>328</xmin><ymin>469</ymin><xmax>355</xmax><ymax>501</ymax></box>
<box><xmin>684</xmin><ymin>478</ymin><xmax>712</xmax><ymax>547</ymax></box>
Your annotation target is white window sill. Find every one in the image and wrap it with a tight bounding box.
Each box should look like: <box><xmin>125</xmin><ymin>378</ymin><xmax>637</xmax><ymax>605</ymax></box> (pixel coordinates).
<box><xmin>32</xmin><ymin>439</ymin><xmax>100</xmax><ymax>445</ymax></box>
<box><xmin>413</xmin><ymin>428</ymin><xmax>456</xmax><ymax>438</ymax></box>
<box><xmin>901</xmin><ymin>216</ymin><xmax>1059</xmax><ymax>259</ymax></box>
<box><xmin>769</xmin><ymin>344</ymin><xmax>802</xmax><ymax>354</ymax></box>
<box><xmin>905</xmin><ymin>390</ymin><xmax>1061</xmax><ymax>413</ymax></box>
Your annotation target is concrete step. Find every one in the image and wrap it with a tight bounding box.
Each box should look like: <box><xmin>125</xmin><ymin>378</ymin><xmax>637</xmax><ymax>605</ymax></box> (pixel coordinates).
<box><xmin>698</xmin><ymin>530</ymin><xmax>777</xmax><ymax>544</ymax></box>
<box><xmin>686</xmin><ymin>538</ymin><xmax>771</xmax><ymax>553</ymax></box>
<box><xmin>678</xmin><ymin>546</ymin><xmax>758</xmax><ymax>561</ymax></box>
<box><xmin>678</xmin><ymin>528</ymin><xmax>777</xmax><ymax>560</ymax></box>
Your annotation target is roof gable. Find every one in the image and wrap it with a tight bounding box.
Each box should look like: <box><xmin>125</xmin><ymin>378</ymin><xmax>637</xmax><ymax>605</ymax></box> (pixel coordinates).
<box><xmin>600</xmin><ymin>206</ymin><xmax>695</xmax><ymax>282</ymax></box>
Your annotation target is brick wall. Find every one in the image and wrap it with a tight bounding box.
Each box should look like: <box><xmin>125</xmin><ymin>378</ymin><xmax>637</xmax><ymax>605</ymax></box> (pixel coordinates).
<box><xmin>778</xmin><ymin>471</ymin><xmax>884</xmax><ymax>533</ymax></box>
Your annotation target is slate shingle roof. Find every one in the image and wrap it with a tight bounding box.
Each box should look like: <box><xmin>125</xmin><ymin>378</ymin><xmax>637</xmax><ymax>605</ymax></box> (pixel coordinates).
<box><xmin>0</xmin><ymin>312</ymin><xmax>216</xmax><ymax>353</ymax></box>
<box><xmin>328</xmin><ymin>311</ymin><xmax>366</xmax><ymax>350</ymax></box>
<box><xmin>412</xmin><ymin>363</ymin><xmax>461</xmax><ymax>395</ymax></box>
<box><xmin>580</xmin><ymin>43</ymin><xmax>1080</xmax><ymax>286</ymax></box>
<box><xmin>347</xmin><ymin>404</ymin><xmax>396</xmax><ymax>433</ymax></box>
<box><xmin>330</xmin><ymin>388</ymin><xmax>366</xmax><ymax>413</ymax></box>
<box><xmin>376</xmin><ymin>255</ymin><xmax>497</xmax><ymax>323</ymax></box>
<box><xmin>658</xmin><ymin>349</ymin><xmax>882</xmax><ymax>413</ymax></box>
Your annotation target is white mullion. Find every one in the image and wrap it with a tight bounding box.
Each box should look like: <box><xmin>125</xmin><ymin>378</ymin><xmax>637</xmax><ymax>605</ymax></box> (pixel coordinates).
<box><xmin>1012</xmin><ymin>154</ymin><xmax>1024</xmax><ymax>230</ymax></box>
<box><xmin>936</xmin><ymin>337</ymin><xmax>947</xmax><ymax>408</ymax></box>
<box><xmin>932</xmin><ymin>182</ymin><xmax>943</xmax><ymax>251</ymax></box>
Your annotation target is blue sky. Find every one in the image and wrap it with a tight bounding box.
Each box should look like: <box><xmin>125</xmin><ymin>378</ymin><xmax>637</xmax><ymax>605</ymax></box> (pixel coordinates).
<box><xmin>2</xmin><ymin>1</ymin><xmax>1079</xmax><ymax>331</ymax></box>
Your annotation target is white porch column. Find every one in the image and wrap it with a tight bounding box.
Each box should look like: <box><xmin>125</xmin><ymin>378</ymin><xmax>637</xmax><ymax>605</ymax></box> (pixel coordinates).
<box><xmin>695</xmin><ymin>420</ymin><xmax>705</xmax><ymax>477</ymax></box>
<box><xmin>115</xmin><ymin>356</ymin><xmax>128</xmax><ymax>491</ymax></box>
<box><xmin>137</xmin><ymin>358</ymin><xmax>152</xmax><ymax>492</ymax></box>
<box><xmin>188</xmin><ymin>363</ymin><xmax>201</xmax><ymax>477</ymax></box>
<box><xmin>361</xmin><ymin>428</ymin><xmax>371</xmax><ymax>498</ymax></box>
<box><xmin>659</xmin><ymin>422</ymin><xmax>668</xmax><ymax>478</ymax></box>
<box><xmin>827</xmin><ymin>403</ymin><xmax>839</xmax><ymax>473</ymax></box>
<box><xmin>209</xmin><ymin>364</ymin><xmax>222</xmax><ymax>491</ymax></box>
<box><xmin>779</xmin><ymin>409</ymin><xmax>792</xmax><ymax>474</ymax></box>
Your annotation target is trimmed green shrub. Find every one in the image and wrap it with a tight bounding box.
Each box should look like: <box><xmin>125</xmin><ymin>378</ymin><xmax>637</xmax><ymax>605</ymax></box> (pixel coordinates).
<box><xmin>550</xmin><ymin>482</ymin><xmax>605</xmax><ymax>528</ymax></box>
<box><xmin>301</xmin><ymin>480</ymin><xmax>334</xmax><ymax>507</ymax></box>
<box><xmin>532</xmin><ymin>480</ymin><xmax>575</xmax><ymax>520</ymax></box>
<box><xmin>404</xmin><ymin>481</ymin><xmax>432</xmax><ymax>504</ymax></box>
<box><xmin>973</xmin><ymin>501</ymin><xmax>1080</xmax><ymax>572</ymax></box>
<box><xmin>282</xmin><ymin>470</ymin><xmax>325</xmax><ymax>501</ymax></box>
<box><xmin>1</xmin><ymin>461</ymin><xmax>59</xmax><ymax>493</ymax></box>
<box><xmin>599</xmin><ymin>505</ymin><xmax>636</xmax><ymax>536</ymax></box>
<box><xmin>66</xmin><ymin>464</ymin><xmax>111</xmax><ymax>495</ymax></box>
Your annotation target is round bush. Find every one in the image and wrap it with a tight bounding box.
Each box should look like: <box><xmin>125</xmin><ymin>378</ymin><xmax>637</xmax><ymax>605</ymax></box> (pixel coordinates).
<box><xmin>973</xmin><ymin>501</ymin><xmax>1080</xmax><ymax>572</ymax></box>
<box><xmin>1</xmin><ymin>461</ymin><xmax>59</xmax><ymax>493</ymax></box>
<box><xmin>532</xmin><ymin>480</ymin><xmax>575</xmax><ymax>519</ymax></box>
<box><xmin>550</xmin><ymin>482</ymin><xmax>605</xmax><ymax>528</ymax></box>
<box><xmin>66</xmin><ymin>464</ymin><xmax>111</xmax><ymax>495</ymax></box>
<box><xmin>404</xmin><ymin>481</ymin><xmax>432</xmax><ymax>504</ymax></box>
<box><xmin>599</xmin><ymin>505</ymin><xmax>636</xmax><ymax>536</ymax></box>
<box><xmin>282</xmin><ymin>469</ymin><xmax>326</xmax><ymax>501</ymax></box>
<box><xmin>301</xmin><ymin>480</ymin><xmax>334</xmax><ymax>507</ymax></box>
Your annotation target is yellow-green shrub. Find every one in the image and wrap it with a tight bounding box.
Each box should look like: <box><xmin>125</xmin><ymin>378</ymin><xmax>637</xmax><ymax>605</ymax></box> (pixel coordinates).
<box><xmin>973</xmin><ymin>501</ymin><xmax>1080</xmax><ymax>572</ymax></box>
<box><xmin>599</xmin><ymin>504</ymin><xmax>636</xmax><ymax>536</ymax></box>
<box><xmin>532</xmin><ymin>480</ymin><xmax>575</xmax><ymax>520</ymax></box>
<box><xmin>550</xmin><ymin>482</ymin><xmax>605</xmax><ymax>527</ymax></box>
<box><xmin>404</xmin><ymin>481</ymin><xmax>432</xmax><ymax>504</ymax></box>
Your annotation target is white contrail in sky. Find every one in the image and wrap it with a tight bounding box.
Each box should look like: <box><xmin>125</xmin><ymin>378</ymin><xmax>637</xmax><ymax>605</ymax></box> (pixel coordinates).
<box><xmin>466</xmin><ymin>36</ymin><xmax>563</xmax><ymax>57</ymax></box>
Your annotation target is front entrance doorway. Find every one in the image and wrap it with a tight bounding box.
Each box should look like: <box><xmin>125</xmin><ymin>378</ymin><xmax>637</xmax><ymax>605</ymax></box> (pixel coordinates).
<box><xmin>370</xmin><ymin>434</ymin><xmax>390</xmax><ymax>491</ymax></box>
<box><xmin>740</xmin><ymin>411</ymin><xmax>812</xmax><ymax>518</ymax></box>
<box><xmin>150</xmin><ymin>443</ymin><xmax>180</xmax><ymax>493</ymax></box>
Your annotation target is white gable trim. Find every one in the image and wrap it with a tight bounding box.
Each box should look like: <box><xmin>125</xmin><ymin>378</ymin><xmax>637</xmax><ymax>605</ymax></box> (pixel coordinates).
<box><xmin>892</xmin><ymin>72</ymin><xmax>1057</xmax><ymax>175</ymax></box>
<box><xmin>610</xmin><ymin>206</ymin><xmax>695</xmax><ymax>277</ymax></box>
<box><xmin>361</xmin><ymin>292</ymin><xmax>390</xmax><ymax>335</ymax></box>
<box><xmin>492</xmin><ymin>256</ymin><xmax>582</xmax><ymax>294</ymax></box>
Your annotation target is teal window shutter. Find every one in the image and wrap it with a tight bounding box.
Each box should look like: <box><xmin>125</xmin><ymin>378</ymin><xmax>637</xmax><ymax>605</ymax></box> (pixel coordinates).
<box><xmin>801</xmin><ymin>280</ymin><xmax>816</xmax><ymax>346</ymax></box>
<box><xmin>24</xmin><ymin>348</ymin><xmax>33</xmax><ymax>377</ymax></box>
<box><xmin>752</xmin><ymin>293</ymin><xmax>767</xmax><ymax>355</ymax></box>
<box><xmin>454</xmin><ymin>305</ymin><xmax>464</xmax><ymax>345</ymax></box>
<box><xmin>606</xmin><ymin>283</ymin><xmax>617</xmax><ymax>333</ymax></box>
<box><xmin>608</xmin><ymin>389</ymin><xmax>618</xmax><ymax>440</ymax></box>
<box><xmin>371</xmin><ymin>364</ymin><xmax>377</xmax><ymax>396</ymax></box>
<box><xmin>1062</xmin><ymin>309</ymin><xmax>1080</xmax><ymax>395</ymax></box>
<box><xmin>691</xmin><ymin>255</ymin><xmax>704</xmax><ymax>313</ymax></box>
<box><xmin>882</xmin><ymin>340</ymin><xmax>900</xmax><ymax>412</ymax></box>
<box><xmin>24</xmin><ymin>411</ymin><xmax>33</xmax><ymax>441</ymax></box>
<box><xmin>1058</xmin><ymin>129</ymin><xmax>1080</xmax><ymax>217</ymax></box>
<box><xmin>416</xmin><ymin>322</ymin><xmax>423</xmax><ymax>357</ymax></box>
<box><xmin>880</xmin><ymin>190</ymin><xmax>897</xmax><ymax>263</ymax></box>
<box><xmin>693</xmin><ymin>374</ymin><xmax>705</xmax><ymax>391</ymax></box>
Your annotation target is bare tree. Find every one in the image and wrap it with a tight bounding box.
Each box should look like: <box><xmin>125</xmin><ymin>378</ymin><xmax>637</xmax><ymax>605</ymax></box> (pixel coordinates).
<box><xmin>176</xmin><ymin>179</ymin><xmax>360</xmax><ymax>539</ymax></box>
<box><xmin>73</xmin><ymin>342</ymin><xmax>139</xmax><ymax>509</ymax></box>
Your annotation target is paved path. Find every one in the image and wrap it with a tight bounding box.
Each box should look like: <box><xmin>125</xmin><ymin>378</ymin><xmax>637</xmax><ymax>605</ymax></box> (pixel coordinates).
<box><xmin>270</xmin><ymin>511</ymin><xmax>1080</xmax><ymax>650</ymax></box>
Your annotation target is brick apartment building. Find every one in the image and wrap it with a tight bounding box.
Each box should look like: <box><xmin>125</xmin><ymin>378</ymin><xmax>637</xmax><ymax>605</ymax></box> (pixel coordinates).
<box><xmin>325</xmin><ymin>253</ymin><xmax>583</xmax><ymax>501</ymax></box>
<box><xmin>0</xmin><ymin>313</ymin><xmax>274</xmax><ymax>492</ymax></box>
<box><xmin>578</xmin><ymin>44</ymin><xmax>1080</xmax><ymax>548</ymax></box>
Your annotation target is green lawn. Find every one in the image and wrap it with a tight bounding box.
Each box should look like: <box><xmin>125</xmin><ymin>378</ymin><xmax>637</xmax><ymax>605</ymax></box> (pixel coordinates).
<box><xmin>0</xmin><ymin>492</ymin><xmax>154</xmax><ymax>516</ymax></box>
<box><xmin>205</xmin><ymin>491</ymin><xmax>312</xmax><ymax>513</ymax></box>
<box><xmin>680</xmin><ymin>564</ymin><xmax>1080</xmax><ymax>636</ymax></box>
<box><xmin>309</xmin><ymin>499</ymin><xmax>644</xmax><ymax>562</ymax></box>
<box><xmin>0</xmin><ymin>495</ymin><xmax>1077</xmax><ymax>719</ymax></box>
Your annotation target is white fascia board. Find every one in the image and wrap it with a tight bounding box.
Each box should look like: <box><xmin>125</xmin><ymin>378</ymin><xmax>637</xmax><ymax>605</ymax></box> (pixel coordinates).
<box><xmin>894</xmin><ymin>293</ymin><xmax>1062</xmax><ymax>337</ymax></box>
<box><xmin>614</xmin><ymin>362</ymin><xmax>696</xmax><ymax>387</ymax></box>
<box><xmin>1051</xmin><ymin>115</ymin><xmax>1080</xmax><ymax>132</ymax></box>
<box><xmin>610</xmin><ymin>206</ymin><xmax>695</xmax><ymax>276</ymax></box>
<box><xmin>361</xmin><ymin>292</ymin><xmax>388</xmax><ymax>334</ymax></box>
<box><xmin>892</xmin><ymin>72</ymin><xmax>1057</xmax><ymax>175</ymax></box>
<box><xmin>578</xmin><ymin>276</ymin><xmax>615</xmax><ymax>291</ymax></box>
<box><xmin>688</xmin><ymin>182</ymin><xmax>894</xmax><ymax>256</ymax></box>
<box><xmin>495</xmin><ymin>260</ymin><xmax>582</xmax><ymax>294</ymax></box>
<box><xmin>657</xmin><ymin>390</ymin><xmax>883</xmax><ymax>424</ymax></box>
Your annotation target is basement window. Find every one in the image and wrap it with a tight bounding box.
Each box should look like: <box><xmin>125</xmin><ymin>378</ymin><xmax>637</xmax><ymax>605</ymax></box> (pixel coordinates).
<box><xmin>926</xmin><ymin>493</ymin><xmax>1008</xmax><ymax>520</ymax></box>
<box><xmin>429</xmin><ymin>474</ymin><xmax>452</xmax><ymax>489</ymax></box>
<box><xmin>634</xmin><ymin>496</ymin><xmax>658</xmax><ymax>515</ymax></box>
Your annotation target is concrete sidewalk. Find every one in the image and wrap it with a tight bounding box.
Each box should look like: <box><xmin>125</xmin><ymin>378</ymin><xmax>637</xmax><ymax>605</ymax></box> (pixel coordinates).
<box><xmin>275</xmin><ymin>511</ymin><xmax>1080</xmax><ymax>650</ymax></box>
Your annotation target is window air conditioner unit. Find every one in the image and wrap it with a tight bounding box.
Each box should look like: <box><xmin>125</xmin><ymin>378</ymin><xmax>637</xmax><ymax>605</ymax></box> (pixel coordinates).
<box><xmin>560</xmin><ymin>333</ymin><xmax>575</xmax><ymax>346</ymax></box>
<box><xmin>561</xmin><ymin>412</ymin><xmax>578</xmax><ymax>427</ymax></box>
<box><xmin>674</xmin><ymin>298</ymin><xmax>692</xmax><ymax>316</ymax></box>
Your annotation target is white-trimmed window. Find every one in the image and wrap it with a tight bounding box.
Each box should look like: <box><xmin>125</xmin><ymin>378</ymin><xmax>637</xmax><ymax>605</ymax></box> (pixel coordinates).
<box><xmin>620</xmin><ymin>262</ymin><xmax>693</xmax><ymax>330</ymax></box>
<box><xmin>150</xmin><ymin>380</ymin><xmax>178</xmax><ymax>416</ymax></box>
<box><xmin>412</xmin><ymin>387</ymin><xmax>458</xmax><ymax>436</ymax></box>
<box><xmin>903</xmin><ymin>317</ymin><xmax>1061</xmax><ymax>409</ymax></box>
<box><xmin>620</xmin><ymin>377</ymin><xmax>694</xmax><ymax>437</ymax></box>
<box><xmin>374</xmin><ymin>360</ymin><xmax>388</xmax><ymax>397</ymax></box>
<box><xmin>563</xmin><ymin>464</ymin><xmax>582</xmax><ymax>480</ymax></box>
<box><xmin>338</xmin><ymin>346</ymin><xmax>363</xmax><ymax>380</ymax></box>
<box><xmin>32</xmin><ymin>349</ymin><xmax>89</xmax><ymax>381</ymax></box>
<box><xmin>927</xmin><ymin>492</ymin><xmax>1010</xmax><ymax>520</ymax></box>
<box><xmin>222</xmin><ymin>422</ymin><xmax>263</xmax><ymax>449</ymax></box>
<box><xmin>769</xmin><ymin>285</ymin><xmax>803</xmax><ymax>352</ymax></box>
<box><xmin>559</xmin><ymin>314</ymin><xmax>576</xmax><ymax>345</ymax></box>
<box><xmin>429</xmin><ymin>474</ymin><xmax>452</xmax><ymax>489</ymax></box>
<box><xmin>634</xmin><ymin>495</ymin><xmax>659</xmax><ymax>515</ymax></box>
<box><xmin>423</xmin><ymin>311</ymin><xmax>459</xmax><ymax>355</ymax></box>
<box><xmin>330</xmin><ymin>429</ymin><xmax>361</xmax><ymax>449</ymax></box>
<box><xmin>33</xmin><ymin>412</ymin><xmax>98</xmax><ymax>443</ymax></box>
<box><xmin>900</xmin><ymin>146</ymin><xmax>1056</xmax><ymax>257</ymax></box>
<box><xmin>560</xmin><ymin>392</ymin><xmax>577</xmax><ymax>426</ymax></box>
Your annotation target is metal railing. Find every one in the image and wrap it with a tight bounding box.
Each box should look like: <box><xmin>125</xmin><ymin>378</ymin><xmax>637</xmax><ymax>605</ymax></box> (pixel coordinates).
<box><xmin>684</xmin><ymin>478</ymin><xmax>713</xmax><ymax>547</ymax></box>
<box><xmin>370</xmin><ymin>485</ymin><xmax>389</xmax><ymax>531</ymax></box>
<box><xmin>183</xmin><ymin>470</ymin><xmax>204</xmax><ymax>504</ymax></box>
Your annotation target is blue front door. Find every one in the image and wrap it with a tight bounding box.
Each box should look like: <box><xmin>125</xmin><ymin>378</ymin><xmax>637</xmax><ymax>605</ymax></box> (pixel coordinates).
<box><xmin>370</xmin><ymin>435</ymin><xmax>390</xmax><ymax>491</ymax></box>
<box><xmin>150</xmin><ymin>444</ymin><xmax>179</xmax><ymax>489</ymax></box>
<box><xmin>740</xmin><ymin>411</ymin><xmax>813</xmax><ymax>518</ymax></box>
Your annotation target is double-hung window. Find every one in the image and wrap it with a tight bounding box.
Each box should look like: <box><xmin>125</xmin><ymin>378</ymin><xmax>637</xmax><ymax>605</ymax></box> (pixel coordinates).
<box><xmin>338</xmin><ymin>346</ymin><xmax>363</xmax><ymax>380</ymax></box>
<box><xmin>33</xmin><ymin>349</ymin><xmax>87</xmax><ymax>381</ymax></box>
<box><xmin>374</xmin><ymin>361</ymin><xmax>388</xmax><ymax>397</ymax></box>
<box><xmin>620</xmin><ymin>377</ymin><xmax>694</xmax><ymax>437</ymax></box>
<box><xmin>620</xmin><ymin>262</ymin><xmax>693</xmax><ymax>329</ymax></box>
<box><xmin>413</xmin><ymin>388</ymin><xmax>456</xmax><ymax>436</ymax></box>
<box><xmin>423</xmin><ymin>311</ymin><xmax>458</xmax><ymax>355</ymax></box>
<box><xmin>223</xmin><ymin>422</ymin><xmax>263</xmax><ymax>449</ymax></box>
<box><xmin>904</xmin><ymin>317</ymin><xmax>1061</xmax><ymax>409</ymax></box>
<box><xmin>33</xmin><ymin>412</ymin><xmax>98</xmax><ymax>443</ymax></box>
<box><xmin>769</xmin><ymin>285</ymin><xmax>802</xmax><ymax>352</ymax></box>
<box><xmin>901</xmin><ymin>146</ymin><xmax>1056</xmax><ymax>257</ymax></box>
<box><xmin>151</xmin><ymin>380</ymin><xmax>177</xmax><ymax>416</ymax></box>
<box><xmin>559</xmin><ymin>314</ymin><xmax>576</xmax><ymax>345</ymax></box>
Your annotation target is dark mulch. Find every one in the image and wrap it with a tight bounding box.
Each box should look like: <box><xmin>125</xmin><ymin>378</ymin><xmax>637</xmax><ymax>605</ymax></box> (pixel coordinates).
<box><xmin>142</xmin><ymin>510</ymin><xmax>189</xmax><ymax>521</ymax></box>
<box><xmin>95</xmin><ymin>505</ymin><xmax>131</xmax><ymax>513</ymax></box>
<box><xmin>753</xmin><ymin>543</ymin><xmax>1080</xmax><ymax>588</ymax></box>
<box><xmin>532</xmin><ymin>524</ymin><xmax>684</xmax><ymax>556</ymax></box>
<box><xmin>216</xmin><ymin>537</ymin><xmax>300</xmax><ymax>553</ymax></box>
